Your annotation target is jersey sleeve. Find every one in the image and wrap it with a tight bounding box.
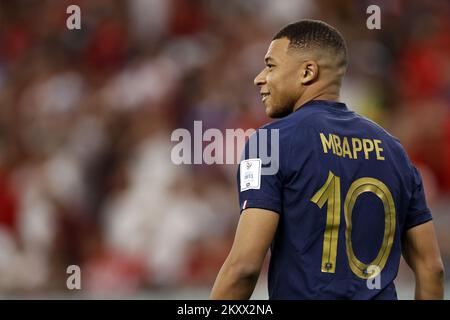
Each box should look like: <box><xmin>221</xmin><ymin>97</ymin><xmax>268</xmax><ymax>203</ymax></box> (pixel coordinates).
<box><xmin>404</xmin><ymin>166</ymin><xmax>433</xmax><ymax>229</ymax></box>
<box><xmin>237</xmin><ymin>128</ymin><xmax>284</xmax><ymax>215</ymax></box>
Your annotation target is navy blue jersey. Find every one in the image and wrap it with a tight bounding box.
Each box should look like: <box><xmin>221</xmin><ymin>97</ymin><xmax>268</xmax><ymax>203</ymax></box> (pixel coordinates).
<box><xmin>237</xmin><ymin>100</ymin><xmax>432</xmax><ymax>300</ymax></box>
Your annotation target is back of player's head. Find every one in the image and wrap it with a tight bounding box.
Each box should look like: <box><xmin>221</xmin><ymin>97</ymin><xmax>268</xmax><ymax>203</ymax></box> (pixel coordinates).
<box><xmin>273</xmin><ymin>20</ymin><xmax>347</xmax><ymax>69</ymax></box>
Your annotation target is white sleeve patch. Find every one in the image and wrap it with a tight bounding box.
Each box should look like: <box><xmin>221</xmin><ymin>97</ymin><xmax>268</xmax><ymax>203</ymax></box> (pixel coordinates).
<box><xmin>240</xmin><ymin>158</ymin><xmax>261</xmax><ymax>192</ymax></box>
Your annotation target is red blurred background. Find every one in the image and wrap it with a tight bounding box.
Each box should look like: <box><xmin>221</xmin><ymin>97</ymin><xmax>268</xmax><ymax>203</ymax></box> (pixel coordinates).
<box><xmin>0</xmin><ymin>0</ymin><xmax>449</xmax><ymax>298</ymax></box>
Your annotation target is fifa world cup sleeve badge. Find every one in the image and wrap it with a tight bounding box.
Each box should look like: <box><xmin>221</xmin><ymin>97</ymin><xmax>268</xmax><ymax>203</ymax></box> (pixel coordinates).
<box><xmin>240</xmin><ymin>158</ymin><xmax>262</xmax><ymax>191</ymax></box>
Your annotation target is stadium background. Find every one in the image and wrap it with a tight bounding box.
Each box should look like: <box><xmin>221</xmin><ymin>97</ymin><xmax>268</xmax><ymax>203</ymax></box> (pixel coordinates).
<box><xmin>0</xmin><ymin>0</ymin><xmax>449</xmax><ymax>299</ymax></box>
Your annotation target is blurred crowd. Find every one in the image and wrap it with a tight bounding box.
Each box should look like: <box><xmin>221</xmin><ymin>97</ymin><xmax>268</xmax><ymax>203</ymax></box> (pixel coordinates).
<box><xmin>0</xmin><ymin>0</ymin><xmax>449</xmax><ymax>297</ymax></box>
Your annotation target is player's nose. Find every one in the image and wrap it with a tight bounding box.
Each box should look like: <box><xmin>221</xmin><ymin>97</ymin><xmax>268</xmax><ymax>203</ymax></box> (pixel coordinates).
<box><xmin>254</xmin><ymin>69</ymin><xmax>266</xmax><ymax>87</ymax></box>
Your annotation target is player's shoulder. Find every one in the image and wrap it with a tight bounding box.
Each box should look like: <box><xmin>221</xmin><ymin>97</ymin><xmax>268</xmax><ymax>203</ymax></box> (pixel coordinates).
<box><xmin>356</xmin><ymin>113</ymin><xmax>404</xmax><ymax>148</ymax></box>
<box><xmin>251</xmin><ymin>116</ymin><xmax>297</xmax><ymax>145</ymax></box>
<box><xmin>356</xmin><ymin>112</ymin><xmax>414</xmax><ymax>167</ymax></box>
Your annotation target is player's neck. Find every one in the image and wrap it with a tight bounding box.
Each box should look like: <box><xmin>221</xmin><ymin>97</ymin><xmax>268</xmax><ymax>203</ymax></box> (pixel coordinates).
<box><xmin>293</xmin><ymin>91</ymin><xmax>340</xmax><ymax>112</ymax></box>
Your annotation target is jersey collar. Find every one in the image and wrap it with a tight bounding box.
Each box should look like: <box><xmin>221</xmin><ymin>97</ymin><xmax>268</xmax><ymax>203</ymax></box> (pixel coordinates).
<box><xmin>296</xmin><ymin>99</ymin><xmax>349</xmax><ymax>112</ymax></box>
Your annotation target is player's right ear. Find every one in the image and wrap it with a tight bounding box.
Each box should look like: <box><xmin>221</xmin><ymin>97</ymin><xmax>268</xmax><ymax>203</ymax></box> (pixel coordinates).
<box><xmin>300</xmin><ymin>60</ymin><xmax>318</xmax><ymax>84</ymax></box>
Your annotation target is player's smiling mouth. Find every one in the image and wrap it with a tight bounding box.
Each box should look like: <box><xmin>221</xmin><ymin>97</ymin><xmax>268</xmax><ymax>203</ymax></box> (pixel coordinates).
<box><xmin>261</xmin><ymin>92</ymin><xmax>270</xmax><ymax>101</ymax></box>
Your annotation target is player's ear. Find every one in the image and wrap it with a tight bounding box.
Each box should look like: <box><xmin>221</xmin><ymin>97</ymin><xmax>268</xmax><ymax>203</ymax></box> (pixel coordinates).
<box><xmin>299</xmin><ymin>60</ymin><xmax>318</xmax><ymax>84</ymax></box>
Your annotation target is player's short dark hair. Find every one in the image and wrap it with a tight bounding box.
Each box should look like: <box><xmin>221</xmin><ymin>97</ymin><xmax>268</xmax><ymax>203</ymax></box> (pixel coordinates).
<box><xmin>273</xmin><ymin>20</ymin><xmax>347</xmax><ymax>65</ymax></box>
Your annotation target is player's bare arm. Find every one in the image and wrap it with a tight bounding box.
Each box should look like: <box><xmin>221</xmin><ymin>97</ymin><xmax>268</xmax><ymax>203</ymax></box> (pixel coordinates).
<box><xmin>402</xmin><ymin>220</ymin><xmax>445</xmax><ymax>299</ymax></box>
<box><xmin>210</xmin><ymin>208</ymin><xmax>279</xmax><ymax>299</ymax></box>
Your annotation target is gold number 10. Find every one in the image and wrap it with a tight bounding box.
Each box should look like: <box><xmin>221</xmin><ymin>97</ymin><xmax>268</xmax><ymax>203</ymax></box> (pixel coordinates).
<box><xmin>311</xmin><ymin>171</ymin><xmax>396</xmax><ymax>279</ymax></box>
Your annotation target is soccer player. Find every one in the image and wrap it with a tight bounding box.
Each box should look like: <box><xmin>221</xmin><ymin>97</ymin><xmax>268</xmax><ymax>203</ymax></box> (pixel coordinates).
<box><xmin>210</xmin><ymin>20</ymin><xmax>444</xmax><ymax>300</ymax></box>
